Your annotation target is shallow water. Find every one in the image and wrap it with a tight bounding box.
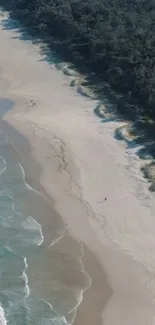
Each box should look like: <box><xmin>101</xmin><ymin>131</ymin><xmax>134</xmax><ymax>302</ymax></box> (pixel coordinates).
<box><xmin>0</xmin><ymin>120</ymin><xmax>90</xmax><ymax>325</ymax></box>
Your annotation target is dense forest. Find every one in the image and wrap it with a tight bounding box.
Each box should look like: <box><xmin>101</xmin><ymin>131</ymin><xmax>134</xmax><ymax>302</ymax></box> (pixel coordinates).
<box><xmin>1</xmin><ymin>0</ymin><xmax>155</xmax><ymax>120</ymax></box>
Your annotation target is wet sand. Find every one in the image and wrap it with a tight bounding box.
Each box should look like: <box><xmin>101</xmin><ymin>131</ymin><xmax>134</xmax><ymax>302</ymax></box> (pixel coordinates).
<box><xmin>0</xmin><ymin>10</ymin><xmax>155</xmax><ymax>325</ymax></box>
<box><xmin>0</xmin><ymin>116</ymin><xmax>112</xmax><ymax>325</ymax></box>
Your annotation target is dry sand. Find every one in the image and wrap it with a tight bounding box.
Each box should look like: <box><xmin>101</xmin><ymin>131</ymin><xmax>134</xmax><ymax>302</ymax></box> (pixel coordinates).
<box><xmin>0</xmin><ymin>10</ymin><xmax>155</xmax><ymax>325</ymax></box>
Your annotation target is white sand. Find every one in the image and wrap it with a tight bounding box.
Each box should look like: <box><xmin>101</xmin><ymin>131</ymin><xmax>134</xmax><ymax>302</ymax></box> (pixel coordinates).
<box><xmin>0</xmin><ymin>11</ymin><xmax>155</xmax><ymax>325</ymax></box>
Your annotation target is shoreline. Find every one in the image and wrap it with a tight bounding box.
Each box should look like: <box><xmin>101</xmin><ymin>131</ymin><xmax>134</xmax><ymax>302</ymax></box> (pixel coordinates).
<box><xmin>0</xmin><ymin>115</ymin><xmax>112</xmax><ymax>325</ymax></box>
<box><xmin>2</xmin><ymin>98</ymin><xmax>155</xmax><ymax>325</ymax></box>
<box><xmin>0</xmin><ymin>10</ymin><xmax>155</xmax><ymax>325</ymax></box>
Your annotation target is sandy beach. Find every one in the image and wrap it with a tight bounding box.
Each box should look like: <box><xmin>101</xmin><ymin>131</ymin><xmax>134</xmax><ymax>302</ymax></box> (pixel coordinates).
<box><xmin>0</xmin><ymin>10</ymin><xmax>155</xmax><ymax>325</ymax></box>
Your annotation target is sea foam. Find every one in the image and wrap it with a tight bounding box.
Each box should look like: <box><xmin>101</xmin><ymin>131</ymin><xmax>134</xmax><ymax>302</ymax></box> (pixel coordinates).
<box><xmin>0</xmin><ymin>304</ymin><xmax>7</xmax><ymax>325</ymax></box>
<box><xmin>22</xmin><ymin>216</ymin><xmax>44</xmax><ymax>246</ymax></box>
<box><xmin>20</xmin><ymin>257</ymin><xmax>30</xmax><ymax>298</ymax></box>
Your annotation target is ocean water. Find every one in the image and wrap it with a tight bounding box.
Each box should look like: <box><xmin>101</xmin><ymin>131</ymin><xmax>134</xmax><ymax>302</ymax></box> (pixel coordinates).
<box><xmin>0</xmin><ymin>127</ymin><xmax>90</xmax><ymax>325</ymax></box>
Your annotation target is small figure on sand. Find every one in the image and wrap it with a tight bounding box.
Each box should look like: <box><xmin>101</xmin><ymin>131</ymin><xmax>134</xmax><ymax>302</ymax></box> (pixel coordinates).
<box><xmin>97</xmin><ymin>197</ymin><xmax>107</xmax><ymax>203</ymax></box>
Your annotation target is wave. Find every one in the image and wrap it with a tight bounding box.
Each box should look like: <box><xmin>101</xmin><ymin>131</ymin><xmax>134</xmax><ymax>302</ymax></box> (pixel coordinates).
<box><xmin>0</xmin><ymin>304</ymin><xmax>7</xmax><ymax>325</ymax></box>
<box><xmin>20</xmin><ymin>257</ymin><xmax>30</xmax><ymax>298</ymax></box>
<box><xmin>22</xmin><ymin>216</ymin><xmax>44</xmax><ymax>246</ymax></box>
<box><xmin>0</xmin><ymin>196</ymin><xmax>44</xmax><ymax>247</ymax></box>
<box><xmin>18</xmin><ymin>162</ymin><xmax>68</xmax><ymax>245</ymax></box>
<box><xmin>0</xmin><ymin>129</ymin><xmax>91</xmax><ymax>325</ymax></box>
<box><xmin>43</xmin><ymin>300</ymin><xmax>67</xmax><ymax>325</ymax></box>
<box><xmin>0</xmin><ymin>157</ymin><xmax>7</xmax><ymax>176</ymax></box>
<box><xmin>16</xmin><ymin>297</ymin><xmax>68</xmax><ymax>325</ymax></box>
<box><xmin>18</xmin><ymin>163</ymin><xmax>42</xmax><ymax>195</ymax></box>
<box><xmin>68</xmin><ymin>242</ymin><xmax>91</xmax><ymax>323</ymax></box>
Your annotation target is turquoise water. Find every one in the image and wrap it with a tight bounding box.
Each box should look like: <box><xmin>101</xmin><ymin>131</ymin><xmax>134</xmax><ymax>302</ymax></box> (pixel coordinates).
<box><xmin>0</xmin><ymin>120</ymin><xmax>90</xmax><ymax>325</ymax></box>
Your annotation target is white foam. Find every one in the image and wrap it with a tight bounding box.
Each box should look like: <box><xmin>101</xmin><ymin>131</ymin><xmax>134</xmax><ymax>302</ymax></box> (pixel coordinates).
<box><xmin>48</xmin><ymin>231</ymin><xmax>91</xmax><ymax>324</ymax></box>
<box><xmin>18</xmin><ymin>163</ymin><xmax>44</xmax><ymax>246</ymax></box>
<box><xmin>0</xmin><ymin>157</ymin><xmax>7</xmax><ymax>175</ymax></box>
<box><xmin>48</xmin><ymin>235</ymin><xmax>91</xmax><ymax>324</ymax></box>
<box><xmin>0</xmin><ymin>304</ymin><xmax>7</xmax><ymax>325</ymax></box>
<box><xmin>68</xmin><ymin>290</ymin><xmax>83</xmax><ymax>315</ymax></box>
<box><xmin>20</xmin><ymin>257</ymin><xmax>30</xmax><ymax>298</ymax></box>
<box><xmin>48</xmin><ymin>235</ymin><xmax>64</xmax><ymax>247</ymax></box>
<box><xmin>52</xmin><ymin>316</ymin><xmax>67</xmax><ymax>325</ymax></box>
<box><xmin>48</xmin><ymin>228</ymin><xmax>69</xmax><ymax>248</ymax></box>
<box><xmin>42</xmin><ymin>300</ymin><xmax>68</xmax><ymax>325</ymax></box>
<box><xmin>22</xmin><ymin>216</ymin><xmax>44</xmax><ymax>246</ymax></box>
<box><xmin>18</xmin><ymin>163</ymin><xmax>41</xmax><ymax>195</ymax></box>
<box><xmin>67</xmin><ymin>240</ymin><xmax>91</xmax><ymax>323</ymax></box>
<box><xmin>15</xmin><ymin>153</ymin><xmax>90</xmax><ymax>325</ymax></box>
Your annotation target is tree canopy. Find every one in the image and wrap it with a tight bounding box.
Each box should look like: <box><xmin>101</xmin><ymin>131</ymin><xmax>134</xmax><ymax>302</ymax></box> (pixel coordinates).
<box><xmin>1</xmin><ymin>0</ymin><xmax>155</xmax><ymax>120</ymax></box>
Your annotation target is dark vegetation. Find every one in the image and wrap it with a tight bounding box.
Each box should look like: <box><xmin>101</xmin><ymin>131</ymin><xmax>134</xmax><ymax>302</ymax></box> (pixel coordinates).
<box><xmin>1</xmin><ymin>0</ymin><xmax>155</xmax><ymax>122</ymax></box>
<box><xmin>1</xmin><ymin>0</ymin><xmax>155</xmax><ymax>190</ymax></box>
